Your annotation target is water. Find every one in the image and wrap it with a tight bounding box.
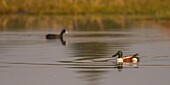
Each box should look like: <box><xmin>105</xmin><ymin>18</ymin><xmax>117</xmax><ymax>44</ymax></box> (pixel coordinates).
<box><xmin>0</xmin><ymin>15</ymin><xmax>170</xmax><ymax>85</ymax></box>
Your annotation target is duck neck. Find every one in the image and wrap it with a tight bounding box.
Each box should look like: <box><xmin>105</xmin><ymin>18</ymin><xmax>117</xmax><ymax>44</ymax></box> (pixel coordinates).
<box><xmin>60</xmin><ymin>31</ymin><xmax>65</xmax><ymax>36</ymax></box>
<box><xmin>118</xmin><ymin>55</ymin><xmax>123</xmax><ymax>58</ymax></box>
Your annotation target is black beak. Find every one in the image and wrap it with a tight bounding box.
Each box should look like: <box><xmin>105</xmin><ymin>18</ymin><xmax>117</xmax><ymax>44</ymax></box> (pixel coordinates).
<box><xmin>112</xmin><ymin>54</ymin><xmax>117</xmax><ymax>57</ymax></box>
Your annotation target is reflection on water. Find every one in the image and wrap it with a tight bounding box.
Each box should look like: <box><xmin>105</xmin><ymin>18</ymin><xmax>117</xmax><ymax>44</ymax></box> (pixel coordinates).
<box><xmin>0</xmin><ymin>15</ymin><xmax>170</xmax><ymax>31</ymax></box>
<box><xmin>70</xmin><ymin>42</ymin><xmax>109</xmax><ymax>57</ymax></box>
<box><xmin>46</xmin><ymin>38</ymin><xmax>67</xmax><ymax>46</ymax></box>
<box><xmin>0</xmin><ymin>15</ymin><xmax>126</xmax><ymax>31</ymax></box>
<box><xmin>0</xmin><ymin>15</ymin><xmax>170</xmax><ymax>85</ymax></box>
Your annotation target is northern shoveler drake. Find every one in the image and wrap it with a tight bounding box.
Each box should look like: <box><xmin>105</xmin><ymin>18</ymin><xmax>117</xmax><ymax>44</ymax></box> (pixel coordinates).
<box><xmin>112</xmin><ymin>50</ymin><xmax>140</xmax><ymax>63</ymax></box>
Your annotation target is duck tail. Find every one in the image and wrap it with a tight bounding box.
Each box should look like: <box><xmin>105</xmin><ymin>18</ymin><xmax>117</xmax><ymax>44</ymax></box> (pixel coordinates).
<box><xmin>133</xmin><ymin>53</ymin><xmax>139</xmax><ymax>57</ymax></box>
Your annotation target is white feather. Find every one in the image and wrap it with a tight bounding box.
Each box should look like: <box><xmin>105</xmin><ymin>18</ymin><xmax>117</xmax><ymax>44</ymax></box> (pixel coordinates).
<box><xmin>117</xmin><ymin>58</ymin><xmax>123</xmax><ymax>63</ymax></box>
<box><xmin>132</xmin><ymin>58</ymin><xmax>138</xmax><ymax>63</ymax></box>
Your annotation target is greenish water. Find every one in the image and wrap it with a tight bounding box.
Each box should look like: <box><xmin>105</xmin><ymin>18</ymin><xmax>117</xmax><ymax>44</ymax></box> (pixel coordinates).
<box><xmin>0</xmin><ymin>15</ymin><xmax>170</xmax><ymax>85</ymax></box>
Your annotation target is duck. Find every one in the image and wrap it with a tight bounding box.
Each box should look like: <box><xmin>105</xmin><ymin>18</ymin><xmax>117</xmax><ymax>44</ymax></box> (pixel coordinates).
<box><xmin>46</xmin><ymin>29</ymin><xmax>68</xmax><ymax>39</ymax></box>
<box><xmin>112</xmin><ymin>50</ymin><xmax>140</xmax><ymax>63</ymax></box>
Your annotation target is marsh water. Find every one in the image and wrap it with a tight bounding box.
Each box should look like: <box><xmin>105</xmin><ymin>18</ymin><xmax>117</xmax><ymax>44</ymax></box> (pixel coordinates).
<box><xmin>0</xmin><ymin>15</ymin><xmax>170</xmax><ymax>85</ymax></box>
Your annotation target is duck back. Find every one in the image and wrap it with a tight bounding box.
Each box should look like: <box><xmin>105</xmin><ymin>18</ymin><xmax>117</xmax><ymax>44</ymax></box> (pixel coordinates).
<box><xmin>46</xmin><ymin>34</ymin><xmax>60</xmax><ymax>39</ymax></box>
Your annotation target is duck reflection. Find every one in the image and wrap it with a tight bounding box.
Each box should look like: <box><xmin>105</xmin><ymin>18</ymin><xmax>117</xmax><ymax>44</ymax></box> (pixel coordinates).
<box><xmin>46</xmin><ymin>37</ymin><xmax>67</xmax><ymax>46</ymax></box>
<box><xmin>115</xmin><ymin>62</ymin><xmax>139</xmax><ymax>72</ymax></box>
<box><xmin>60</xmin><ymin>37</ymin><xmax>67</xmax><ymax>46</ymax></box>
<box><xmin>116</xmin><ymin>62</ymin><xmax>123</xmax><ymax>72</ymax></box>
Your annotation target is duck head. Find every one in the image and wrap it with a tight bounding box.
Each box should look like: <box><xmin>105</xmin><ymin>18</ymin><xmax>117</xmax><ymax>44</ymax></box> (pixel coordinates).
<box><xmin>112</xmin><ymin>50</ymin><xmax>123</xmax><ymax>58</ymax></box>
<box><xmin>60</xmin><ymin>29</ymin><xmax>68</xmax><ymax>35</ymax></box>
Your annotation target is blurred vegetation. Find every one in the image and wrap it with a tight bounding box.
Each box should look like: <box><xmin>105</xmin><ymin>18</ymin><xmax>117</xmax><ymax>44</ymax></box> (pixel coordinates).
<box><xmin>0</xmin><ymin>0</ymin><xmax>170</xmax><ymax>19</ymax></box>
<box><xmin>0</xmin><ymin>15</ymin><xmax>170</xmax><ymax>31</ymax></box>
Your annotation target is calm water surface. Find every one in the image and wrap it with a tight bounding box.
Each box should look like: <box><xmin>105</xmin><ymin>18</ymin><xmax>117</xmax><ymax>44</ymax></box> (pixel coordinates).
<box><xmin>0</xmin><ymin>15</ymin><xmax>170</xmax><ymax>85</ymax></box>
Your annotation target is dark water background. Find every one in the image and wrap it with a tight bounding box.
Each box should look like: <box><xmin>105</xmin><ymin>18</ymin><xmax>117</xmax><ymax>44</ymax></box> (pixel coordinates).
<box><xmin>0</xmin><ymin>15</ymin><xmax>170</xmax><ymax>85</ymax></box>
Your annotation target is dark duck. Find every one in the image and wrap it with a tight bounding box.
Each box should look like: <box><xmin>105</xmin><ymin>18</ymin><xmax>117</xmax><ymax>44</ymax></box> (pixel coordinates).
<box><xmin>46</xmin><ymin>29</ymin><xmax>68</xmax><ymax>39</ymax></box>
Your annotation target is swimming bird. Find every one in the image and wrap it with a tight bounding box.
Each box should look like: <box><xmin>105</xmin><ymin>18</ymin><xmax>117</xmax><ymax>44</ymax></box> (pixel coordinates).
<box><xmin>46</xmin><ymin>29</ymin><xmax>68</xmax><ymax>39</ymax></box>
<box><xmin>112</xmin><ymin>50</ymin><xmax>139</xmax><ymax>63</ymax></box>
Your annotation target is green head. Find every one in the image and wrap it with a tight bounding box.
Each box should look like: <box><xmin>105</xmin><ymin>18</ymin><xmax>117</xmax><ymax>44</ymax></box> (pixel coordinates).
<box><xmin>112</xmin><ymin>50</ymin><xmax>123</xmax><ymax>58</ymax></box>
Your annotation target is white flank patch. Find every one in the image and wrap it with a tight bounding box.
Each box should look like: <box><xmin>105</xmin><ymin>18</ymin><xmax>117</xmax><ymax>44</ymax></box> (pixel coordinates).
<box><xmin>117</xmin><ymin>58</ymin><xmax>123</xmax><ymax>63</ymax></box>
<box><xmin>132</xmin><ymin>58</ymin><xmax>138</xmax><ymax>63</ymax></box>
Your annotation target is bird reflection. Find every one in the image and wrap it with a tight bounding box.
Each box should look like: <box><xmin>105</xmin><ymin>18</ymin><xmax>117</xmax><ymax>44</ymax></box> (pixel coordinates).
<box><xmin>46</xmin><ymin>37</ymin><xmax>67</xmax><ymax>46</ymax></box>
<box><xmin>115</xmin><ymin>62</ymin><xmax>139</xmax><ymax>72</ymax></box>
<box><xmin>116</xmin><ymin>62</ymin><xmax>123</xmax><ymax>72</ymax></box>
<box><xmin>60</xmin><ymin>37</ymin><xmax>67</xmax><ymax>46</ymax></box>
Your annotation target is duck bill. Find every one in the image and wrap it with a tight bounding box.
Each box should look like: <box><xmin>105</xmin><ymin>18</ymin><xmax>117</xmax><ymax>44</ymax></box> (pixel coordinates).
<box><xmin>112</xmin><ymin>54</ymin><xmax>117</xmax><ymax>57</ymax></box>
